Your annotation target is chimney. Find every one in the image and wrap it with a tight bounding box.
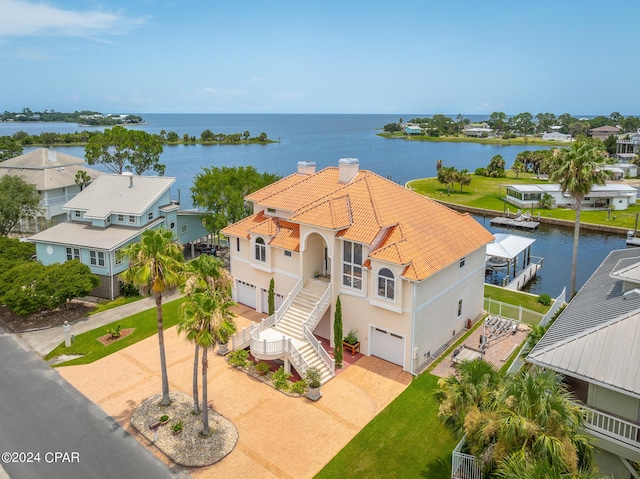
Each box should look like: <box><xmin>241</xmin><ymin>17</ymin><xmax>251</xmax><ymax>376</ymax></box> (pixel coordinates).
<box><xmin>47</xmin><ymin>149</ymin><xmax>57</xmax><ymax>163</ymax></box>
<box><xmin>122</xmin><ymin>171</ymin><xmax>134</xmax><ymax>188</ymax></box>
<box><xmin>297</xmin><ymin>160</ymin><xmax>316</xmax><ymax>175</ymax></box>
<box><xmin>338</xmin><ymin>158</ymin><xmax>359</xmax><ymax>183</ymax></box>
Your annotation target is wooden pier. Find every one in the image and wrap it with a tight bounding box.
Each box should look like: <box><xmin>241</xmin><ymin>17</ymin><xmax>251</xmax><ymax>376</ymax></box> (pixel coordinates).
<box><xmin>490</xmin><ymin>216</ymin><xmax>540</xmax><ymax>231</ymax></box>
<box><xmin>504</xmin><ymin>262</ymin><xmax>542</xmax><ymax>290</ymax></box>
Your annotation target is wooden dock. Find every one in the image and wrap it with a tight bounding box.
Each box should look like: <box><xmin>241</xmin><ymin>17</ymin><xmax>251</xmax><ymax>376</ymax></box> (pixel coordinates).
<box><xmin>504</xmin><ymin>262</ymin><xmax>542</xmax><ymax>290</ymax></box>
<box><xmin>490</xmin><ymin>216</ymin><xmax>540</xmax><ymax>231</ymax></box>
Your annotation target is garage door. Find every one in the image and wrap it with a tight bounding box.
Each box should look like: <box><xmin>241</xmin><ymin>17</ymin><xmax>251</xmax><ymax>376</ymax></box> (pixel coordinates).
<box><xmin>237</xmin><ymin>280</ymin><xmax>256</xmax><ymax>309</ymax></box>
<box><xmin>260</xmin><ymin>288</ymin><xmax>284</xmax><ymax>314</ymax></box>
<box><xmin>370</xmin><ymin>326</ymin><xmax>404</xmax><ymax>367</ymax></box>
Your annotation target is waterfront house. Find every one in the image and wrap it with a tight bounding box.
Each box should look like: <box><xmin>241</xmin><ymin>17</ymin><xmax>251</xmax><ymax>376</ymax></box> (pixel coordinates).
<box><xmin>526</xmin><ymin>248</ymin><xmax>640</xmax><ymax>477</ymax></box>
<box><xmin>404</xmin><ymin>124</ymin><xmax>422</xmax><ymax>135</ymax></box>
<box><xmin>223</xmin><ymin>159</ymin><xmax>493</xmax><ymax>383</ymax></box>
<box><xmin>590</xmin><ymin>125</ymin><xmax>621</xmax><ymax>140</ymax></box>
<box><xmin>464</xmin><ymin>123</ymin><xmax>494</xmax><ymax>137</ymax></box>
<box><xmin>0</xmin><ymin>148</ymin><xmax>103</xmax><ymax>233</ymax></box>
<box><xmin>541</xmin><ymin>131</ymin><xmax>572</xmax><ymax>142</ymax></box>
<box><xmin>504</xmin><ymin>183</ymin><xmax>637</xmax><ymax>210</ymax></box>
<box><xmin>29</xmin><ymin>173</ymin><xmax>209</xmax><ymax>299</ymax></box>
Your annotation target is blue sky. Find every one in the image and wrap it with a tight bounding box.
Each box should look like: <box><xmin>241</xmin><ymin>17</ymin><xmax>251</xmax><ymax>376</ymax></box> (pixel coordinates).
<box><xmin>1</xmin><ymin>0</ymin><xmax>638</xmax><ymax>115</ymax></box>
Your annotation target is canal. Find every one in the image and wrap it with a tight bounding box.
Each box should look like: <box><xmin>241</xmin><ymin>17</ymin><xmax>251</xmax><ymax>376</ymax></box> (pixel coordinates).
<box><xmin>474</xmin><ymin>215</ymin><xmax>629</xmax><ymax>297</ymax></box>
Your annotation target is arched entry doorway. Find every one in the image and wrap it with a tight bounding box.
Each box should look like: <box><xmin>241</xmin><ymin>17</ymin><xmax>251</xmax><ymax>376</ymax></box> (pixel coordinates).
<box><xmin>302</xmin><ymin>232</ymin><xmax>330</xmax><ymax>280</ymax></box>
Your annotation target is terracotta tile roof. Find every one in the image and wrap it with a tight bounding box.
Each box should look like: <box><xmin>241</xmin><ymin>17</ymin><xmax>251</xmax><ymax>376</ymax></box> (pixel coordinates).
<box><xmin>222</xmin><ymin>212</ymin><xmax>301</xmax><ymax>252</ymax></box>
<box><xmin>269</xmin><ymin>220</ymin><xmax>300</xmax><ymax>252</ymax></box>
<box><xmin>224</xmin><ymin>166</ymin><xmax>493</xmax><ymax>281</ymax></box>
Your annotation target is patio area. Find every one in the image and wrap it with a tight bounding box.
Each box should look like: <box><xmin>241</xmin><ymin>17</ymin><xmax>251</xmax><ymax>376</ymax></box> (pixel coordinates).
<box><xmin>431</xmin><ymin>318</ymin><xmax>530</xmax><ymax>378</ymax></box>
<box><xmin>57</xmin><ymin>303</ymin><xmax>412</xmax><ymax>478</ymax></box>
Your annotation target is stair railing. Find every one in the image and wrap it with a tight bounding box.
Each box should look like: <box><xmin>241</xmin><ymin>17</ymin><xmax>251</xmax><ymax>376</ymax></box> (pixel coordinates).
<box><xmin>303</xmin><ymin>324</ymin><xmax>335</xmax><ymax>374</ymax></box>
<box><xmin>303</xmin><ymin>283</ymin><xmax>332</xmax><ymax>332</ymax></box>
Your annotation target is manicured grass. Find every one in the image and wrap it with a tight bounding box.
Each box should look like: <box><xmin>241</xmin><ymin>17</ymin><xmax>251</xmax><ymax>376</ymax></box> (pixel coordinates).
<box><xmin>45</xmin><ymin>297</ymin><xmax>186</xmax><ymax>367</ymax></box>
<box><xmin>408</xmin><ymin>173</ymin><xmax>640</xmax><ymax>230</ymax></box>
<box><xmin>484</xmin><ymin>285</ymin><xmax>550</xmax><ymax>315</ymax></box>
<box><xmin>315</xmin><ymin>373</ymin><xmax>456</xmax><ymax>479</ymax></box>
<box><xmin>88</xmin><ymin>295</ymin><xmax>143</xmax><ymax>315</ymax></box>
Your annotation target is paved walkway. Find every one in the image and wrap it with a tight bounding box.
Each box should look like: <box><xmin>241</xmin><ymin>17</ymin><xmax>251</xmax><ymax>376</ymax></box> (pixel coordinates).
<box><xmin>19</xmin><ymin>299</ymin><xmax>413</xmax><ymax>478</ymax></box>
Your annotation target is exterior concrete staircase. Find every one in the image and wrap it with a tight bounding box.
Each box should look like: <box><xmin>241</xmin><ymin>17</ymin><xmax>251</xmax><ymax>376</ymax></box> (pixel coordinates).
<box><xmin>274</xmin><ymin>278</ymin><xmax>333</xmax><ymax>383</ymax></box>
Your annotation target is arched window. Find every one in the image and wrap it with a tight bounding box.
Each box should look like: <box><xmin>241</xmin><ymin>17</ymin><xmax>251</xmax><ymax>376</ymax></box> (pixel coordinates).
<box><xmin>378</xmin><ymin>268</ymin><xmax>395</xmax><ymax>300</ymax></box>
<box><xmin>255</xmin><ymin>237</ymin><xmax>266</xmax><ymax>262</ymax></box>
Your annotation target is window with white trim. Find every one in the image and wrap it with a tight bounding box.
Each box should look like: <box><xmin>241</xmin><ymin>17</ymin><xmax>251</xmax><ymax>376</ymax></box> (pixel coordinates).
<box><xmin>459</xmin><ymin>257</ymin><xmax>466</xmax><ymax>268</ymax></box>
<box><xmin>106</xmin><ymin>216</ymin><xmax>111</xmax><ymax>224</ymax></box>
<box><xmin>255</xmin><ymin>237</ymin><xmax>266</xmax><ymax>262</ymax></box>
<box><xmin>342</xmin><ymin>240</ymin><xmax>363</xmax><ymax>290</ymax></box>
<box><xmin>66</xmin><ymin>247</ymin><xmax>80</xmax><ymax>261</ymax></box>
<box><xmin>89</xmin><ymin>250</ymin><xmax>105</xmax><ymax>267</ymax></box>
<box><xmin>181</xmin><ymin>224</ymin><xmax>188</xmax><ymax>234</ymax></box>
<box><xmin>284</xmin><ymin>250</ymin><xmax>292</xmax><ymax>258</ymax></box>
<box><xmin>74</xmin><ymin>210</ymin><xmax>81</xmax><ymax>218</ymax></box>
<box><xmin>147</xmin><ymin>212</ymin><xmax>154</xmax><ymax>221</ymax></box>
<box><xmin>128</xmin><ymin>215</ymin><xmax>136</xmax><ymax>224</ymax></box>
<box><xmin>457</xmin><ymin>299</ymin><xmax>463</xmax><ymax>318</ymax></box>
<box><xmin>236</xmin><ymin>237</ymin><xmax>240</xmax><ymax>252</ymax></box>
<box><xmin>117</xmin><ymin>214</ymin><xmax>124</xmax><ymax>222</ymax></box>
<box><xmin>377</xmin><ymin>268</ymin><xmax>395</xmax><ymax>300</ymax></box>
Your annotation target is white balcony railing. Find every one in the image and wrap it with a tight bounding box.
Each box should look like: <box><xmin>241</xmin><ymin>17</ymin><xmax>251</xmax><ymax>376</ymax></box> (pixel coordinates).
<box><xmin>303</xmin><ymin>283</ymin><xmax>331</xmax><ymax>332</ymax></box>
<box><xmin>303</xmin><ymin>324</ymin><xmax>335</xmax><ymax>374</ymax></box>
<box><xmin>580</xmin><ymin>404</ymin><xmax>640</xmax><ymax>451</ymax></box>
<box><xmin>451</xmin><ymin>436</ymin><xmax>482</xmax><ymax>479</ymax></box>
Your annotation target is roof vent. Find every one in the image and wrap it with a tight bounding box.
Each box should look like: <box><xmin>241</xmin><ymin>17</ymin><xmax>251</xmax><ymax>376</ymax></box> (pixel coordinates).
<box><xmin>338</xmin><ymin>158</ymin><xmax>359</xmax><ymax>183</ymax></box>
<box><xmin>122</xmin><ymin>171</ymin><xmax>134</xmax><ymax>188</ymax></box>
<box><xmin>47</xmin><ymin>149</ymin><xmax>57</xmax><ymax>163</ymax></box>
<box><xmin>297</xmin><ymin>160</ymin><xmax>316</xmax><ymax>175</ymax></box>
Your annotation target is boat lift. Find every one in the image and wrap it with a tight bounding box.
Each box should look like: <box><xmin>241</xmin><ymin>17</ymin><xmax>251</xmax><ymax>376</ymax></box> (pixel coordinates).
<box><xmin>478</xmin><ymin>315</ymin><xmax>518</xmax><ymax>349</ymax></box>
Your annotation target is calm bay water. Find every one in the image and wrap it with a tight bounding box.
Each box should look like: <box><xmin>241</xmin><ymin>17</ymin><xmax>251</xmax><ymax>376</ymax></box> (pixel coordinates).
<box><xmin>3</xmin><ymin>113</ymin><xmax>629</xmax><ymax>296</ymax></box>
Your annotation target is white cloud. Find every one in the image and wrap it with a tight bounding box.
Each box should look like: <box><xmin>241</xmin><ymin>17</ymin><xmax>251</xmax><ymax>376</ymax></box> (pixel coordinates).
<box><xmin>195</xmin><ymin>86</ymin><xmax>220</xmax><ymax>95</ymax></box>
<box><xmin>0</xmin><ymin>0</ymin><xmax>146</xmax><ymax>37</ymax></box>
<box><xmin>223</xmin><ymin>89</ymin><xmax>246</xmax><ymax>96</ymax></box>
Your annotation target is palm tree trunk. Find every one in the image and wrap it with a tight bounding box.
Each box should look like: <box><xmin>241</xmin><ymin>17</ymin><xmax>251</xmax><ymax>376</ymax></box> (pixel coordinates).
<box><xmin>571</xmin><ymin>201</ymin><xmax>581</xmax><ymax>298</ymax></box>
<box><xmin>193</xmin><ymin>344</ymin><xmax>200</xmax><ymax>414</ymax></box>
<box><xmin>156</xmin><ymin>293</ymin><xmax>171</xmax><ymax>406</ymax></box>
<box><xmin>201</xmin><ymin>347</ymin><xmax>210</xmax><ymax>436</ymax></box>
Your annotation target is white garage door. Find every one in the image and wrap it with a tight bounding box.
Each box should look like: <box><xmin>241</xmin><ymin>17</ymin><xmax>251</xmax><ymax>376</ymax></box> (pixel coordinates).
<box><xmin>237</xmin><ymin>280</ymin><xmax>256</xmax><ymax>309</ymax></box>
<box><xmin>370</xmin><ymin>326</ymin><xmax>404</xmax><ymax>367</ymax></box>
<box><xmin>260</xmin><ymin>288</ymin><xmax>284</xmax><ymax>314</ymax></box>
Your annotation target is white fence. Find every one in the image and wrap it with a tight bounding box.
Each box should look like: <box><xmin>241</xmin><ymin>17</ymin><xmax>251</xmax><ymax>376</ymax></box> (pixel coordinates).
<box><xmin>581</xmin><ymin>404</ymin><xmax>640</xmax><ymax>451</ymax></box>
<box><xmin>451</xmin><ymin>436</ymin><xmax>482</xmax><ymax>479</ymax></box>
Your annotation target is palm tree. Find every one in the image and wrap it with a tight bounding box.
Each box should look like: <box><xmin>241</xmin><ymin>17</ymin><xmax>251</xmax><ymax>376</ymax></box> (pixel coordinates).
<box><xmin>179</xmin><ymin>254</ymin><xmax>231</xmax><ymax>414</ymax></box>
<box><xmin>118</xmin><ymin>228</ymin><xmax>184</xmax><ymax>406</ymax></box>
<box><xmin>180</xmin><ymin>290</ymin><xmax>236</xmax><ymax>436</ymax></box>
<box><xmin>549</xmin><ymin>140</ymin><xmax>610</xmax><ymax>296</ymax></box>
<box><xmin>434</xmin><ymin>359</ymin><xmax>502</xmax><ymax>437</ymax></box>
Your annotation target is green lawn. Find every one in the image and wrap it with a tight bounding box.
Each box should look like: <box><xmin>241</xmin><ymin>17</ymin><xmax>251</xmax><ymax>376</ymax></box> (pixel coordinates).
<box><xmin>378</xmin><ymin>132</ymin><xmax>561</xmax><ymax>147</ymax></box>
<box><xmin>315</xmin><ymin>373</ymin><xmax>456</xmax><ymax>479</ymax></box>
<box><xmin>484</xmin><ymin>285</ymin><xmax>550</xmax><ymax>315</ymax></box>
<box><xmin>88</xmin><ymin>295</ymin><xmax>144</xmax><ymax>315</ymax></box>
<box><xmin>45</xmin><ymin>297</ymin><xmax>186</xmax><ymax>367</ymax></box>
<box><xmin>408</xmin><ymin>173</ymin><xmax>640</xmax><ymax>230</ymax></box>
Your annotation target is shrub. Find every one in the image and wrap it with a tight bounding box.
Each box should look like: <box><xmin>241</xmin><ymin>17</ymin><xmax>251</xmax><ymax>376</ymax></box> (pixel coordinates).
<box><xmin>255</xmin><ymin>361</ymin><xmax>270</xmax><ymax>376</ymax></box>
<box><xmin>305</xmin><ymin>367</ymin><xmax>322</xmax><ymax>388</ymax></box>
<box><xmin>271</xmin><ymin>366</ymin><xmax>292</xmax><ymax>390</ymax></box>
<box><xmin>228</xmin><ymin>349</ymin><xmax>250</xmax><ymax>367</ymax></box>
<box><xmin>344</xmin><ymin>329</ymin><xmax>359</xmax><ymax>345</ymax></box>
<box><xmin>107</xmin><ymin>324</ymin><xmax>122</xmax><ymax>339</ymax></box>
<box><xmin>119</xmin><ymin>281</ymin><xmax>140</xmax><ymax>297</ymax></box>
<box><xmin>474</xmin><ymin>167</ymin><xmax>486</xmax><ymax>176</ymax></box>
<box><xmin>537</xmin><ymin>293</ymin><xmax>552</xmax><ymax>306</ymax></box>
<box><xmin>290</xmin><ymin>380</ymin><xmax>307</xmax><ymax>395</ymax></box>
<box><xmin>539</xmin><ymin>192</ymin><xmax>554</xmax><ymax>209</ymax></box>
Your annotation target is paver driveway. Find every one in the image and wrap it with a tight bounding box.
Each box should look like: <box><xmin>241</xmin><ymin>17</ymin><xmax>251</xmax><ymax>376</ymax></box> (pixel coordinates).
<box><xmin>57</xmin><ymin>305</ymin><xmax>412</xmax><ymax>478</ymax></box>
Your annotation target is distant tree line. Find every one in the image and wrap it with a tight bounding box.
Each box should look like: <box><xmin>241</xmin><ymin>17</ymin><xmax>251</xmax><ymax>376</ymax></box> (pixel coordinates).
<box><xmin>384</xmin><ymin>111</ymin><xmax>640</xmax><ymax>138</ymax></box>
<box><xmin>0</xmin><ymin>108</ymin><xmax>143</xmax><ymax>125</ymax></box>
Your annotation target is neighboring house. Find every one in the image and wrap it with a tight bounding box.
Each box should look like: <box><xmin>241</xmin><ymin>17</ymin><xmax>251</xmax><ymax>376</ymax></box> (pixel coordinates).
<box><xmin>404</xmin><ymin>124</ymin><xmax>422</xmax><ymax>135</ymax></box>
<box><xmin>616</xmin><ymin>130</ymin><xmax>640</xmax><ymax>157</ymax></box>
<box><xmin>0</xmin><ymin>148</ymin><xmax>103</xmax><ymax>232</ymax></box>
<box><xmin>542</xmin><ymin>131</ymin><xmax>572</xmax><ymax>142</ymax></box>
<box><xmin>504</xmin><ymin>183</ymin><xmax>638</xmax><ymax>210</ymax></box>
<box><xmin>223</xmin><ymin>159</ymin><xmax>493</xmax><ymax>383</ymax></box>
<box><xmin>29</xmin><ymin>173</ymin><xmax>209</xmax><ymax>299</ymax></box>
<box><xmin>464</xmin><ymin>123</ymin><xmax>494</xmax><ymax>137</ymax></box>
<box><xmin>589</xmin><ymin>125</ymin><xmax>621</xmax><ymax>140</ymax></box>
<box><xmin>527</xmin><ymin>248</ymin><xmax>640</xmax><ymax>478</ymax></box>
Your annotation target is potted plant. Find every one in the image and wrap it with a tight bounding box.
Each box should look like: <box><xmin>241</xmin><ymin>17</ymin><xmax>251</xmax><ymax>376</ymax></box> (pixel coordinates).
<box><xmin>171</xmin><ymin>421</ymin><xmax>183</xmax><ymax>435</ymax></box>
<box><xmin>343</xmin><ymin>329</ymin><xmax>360</xmax><ymax>356</ymax></box>
<box><xmin>314</xmin><ymin>270</ymin><xmax>320</xmax><ymax>278</ymax></box>
<box><xmin>217</xmin><ymin>328</ymin><xmax>231</xmax><ymax>356</ymax></box>
<box><xmin>159</xmin><ymin>414</ymin><xmax>169</xmax><ymax>425</ymax></box>
<box><xmin>305</xmin><ymin>367</ymin><xmax>322</xmax><ymax>401</ymax></box>
<box><xmin>255</xmin><ymin>361</ymin><xmax>270</xmax><ymax>376</ymax></box>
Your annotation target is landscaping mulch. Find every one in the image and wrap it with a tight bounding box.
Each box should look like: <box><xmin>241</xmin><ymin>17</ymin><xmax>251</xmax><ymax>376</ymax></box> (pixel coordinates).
<box><xmin>0</xmin><ymin>301</ymin><xmax>97</xmax><ymax>333</ymax></box>
<box><xmin>96</xmin><ymin>328</ymin><xmax>135</xmax><ymax>346</ymax></box>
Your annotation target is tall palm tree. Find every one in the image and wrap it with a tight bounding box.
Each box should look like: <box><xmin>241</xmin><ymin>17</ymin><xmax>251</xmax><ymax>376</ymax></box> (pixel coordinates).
<box><xmin>119</xmin><ymin>228</ymin><xmax>184</xmax><ymax>406</ymax></box>
<box><xmin>179</xmin><ymin>254</ymin><xmax>231</xmax><ymax>414</ymax></box>
<box><xmin>180</xmin><ymin>290</ymin><xmax>236</xmax><ymax>436</ymax></box>
<box><xmin>549</xmin><ymin>140</ymin><xmax>610</xmax><ymax>296</ymax></box>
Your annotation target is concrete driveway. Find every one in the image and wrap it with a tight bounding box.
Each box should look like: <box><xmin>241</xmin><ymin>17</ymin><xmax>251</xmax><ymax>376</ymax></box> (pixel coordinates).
<box><xmin>57</xmin><ymin>305</ymin><xmax>412</xmax><ymax>478</ymax></box>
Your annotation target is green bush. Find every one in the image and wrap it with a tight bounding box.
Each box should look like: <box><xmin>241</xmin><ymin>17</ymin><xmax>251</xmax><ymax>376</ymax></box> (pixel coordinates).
<box><xmin>291</xmin><ymin>380</ymin><xmax>307</xmax><ymax>395</ymax></box>
<box><xmin>119</xmin><ymin>281</ymin><xmax>140</xmax><ymax>297</ymax></box>
<box><xmin>228</xmin><ymin>349</ymin><xmax>249</xmax><ymax>367</ymax></box>
<box><xmin>271</xmin><ymin>366</ymin><xmax>291</xmax><ymax>390</ymax></box>
<box><xmin>107</xmin><ymin>324</ymin><xmax>122</xmax><ymax>339</ymax></box>
<box><xmin>255</xmin><ymin>361</ymin><xmax>270</xmax><ymax>375</ymax></box>
<box><xmin>537</xmin><ymin>293</ymin><xmax>552</xmax><ymax>306</ymax></box>
<box><xmin>474</xmin><ymin>167</ymin><xmax>486</xmax><ymax>176</ymax></box>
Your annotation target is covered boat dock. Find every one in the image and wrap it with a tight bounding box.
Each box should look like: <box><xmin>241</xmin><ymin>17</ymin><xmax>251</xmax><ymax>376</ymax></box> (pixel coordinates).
<box><xmin>485</xmin><ymin>233</ymin><xmax>543</xmax><ymax>290</ymax></box>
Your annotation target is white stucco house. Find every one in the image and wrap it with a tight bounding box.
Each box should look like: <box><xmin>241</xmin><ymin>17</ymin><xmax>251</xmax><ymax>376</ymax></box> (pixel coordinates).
<box><xmin>505</xmin><ymin>183</ymin><xmax>638</xmax><ymax>211</ymax></box>
<box><xmin>542</xmin><ymin>131</ymin><xmax>572</xmax><ymax>142</ymax></box>
<box><xmin>0</xmin><ymin>148</ymin><xmax>104</xmax><ymax>232</ymax></box>
<box><xmin>224</xmin><ymin>159</ymin><xmax>493</xmax><ymax>383</ymax></box>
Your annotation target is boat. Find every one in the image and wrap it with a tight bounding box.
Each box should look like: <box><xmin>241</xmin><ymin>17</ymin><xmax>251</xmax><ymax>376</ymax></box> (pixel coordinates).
<box><xmin>486</xmin><ymin>256</ymin><xmax>508</xmax><ymax>269</ymax></box>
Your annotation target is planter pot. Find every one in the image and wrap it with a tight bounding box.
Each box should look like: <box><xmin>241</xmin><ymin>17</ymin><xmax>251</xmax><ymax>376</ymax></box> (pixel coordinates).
<box><xmin>306</xmin><ymin>385</ymin><xmax>322</xmax><ymax>401</ymax></box>
<box><xmin>217</xmin><ymin>341</ymin><xmax>230</xmax><ymax>356</ymax></box>
<box><xmin>159</xmin><ymin>418</ymin><xmax>169</xmax><ymax>425</ymax></box>
<box><xmin>173</xmin><ymin>429</ymin><xmax>182</xmax><ymax>436</ymax></box>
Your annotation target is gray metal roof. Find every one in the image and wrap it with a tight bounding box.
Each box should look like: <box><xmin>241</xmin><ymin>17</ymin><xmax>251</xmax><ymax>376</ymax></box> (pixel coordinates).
<box><xmin>29</xmin><ymin>218</ymin><xmax>165</xmax><ymax>251</ymax></box>
<box><xmin>64</xmin><ymin>174</ymin><xmax>176</xmax><ymax>219</ymax></box>
<box><xmin>527</xmin><ymin>249</ymin><xmax>640</xmax><ymax>397</ymax></box>
<box><xmin>0</xmin><ymin>148</ymin><xmax>104</xmax><ymax>191</ymax></box>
